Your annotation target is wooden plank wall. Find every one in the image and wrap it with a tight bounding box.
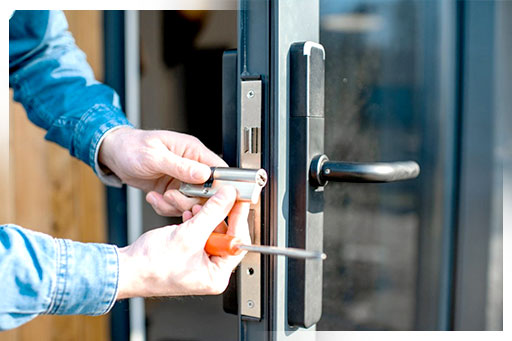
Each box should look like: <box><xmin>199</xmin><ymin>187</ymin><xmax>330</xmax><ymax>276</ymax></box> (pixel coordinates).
<box><xmin>1</xmin><ymin>11</ymin><xmax>110</xmax><ymax>341</ymax></box>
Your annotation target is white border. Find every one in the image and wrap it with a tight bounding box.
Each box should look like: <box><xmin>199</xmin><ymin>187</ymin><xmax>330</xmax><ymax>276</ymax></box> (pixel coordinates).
<box><xmin>3</xmin><ymin>0</ymin><xmax>237</xmax><ymax>11</ymax></box>
<box><xmin>3</xmin><ymin>1</ymin><xmax>508</xmax><ymax>340</ymax></box>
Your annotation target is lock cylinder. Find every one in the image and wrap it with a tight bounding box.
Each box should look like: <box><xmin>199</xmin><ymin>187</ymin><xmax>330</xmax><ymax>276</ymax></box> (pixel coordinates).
<box><xmin>179</xmin><ymin>167</ymin><xmax>267</xmax><ymax>204</ymax></box>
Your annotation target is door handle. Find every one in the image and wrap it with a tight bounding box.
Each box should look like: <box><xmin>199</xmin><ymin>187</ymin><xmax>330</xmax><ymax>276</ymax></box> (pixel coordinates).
<box><xmin>287</xmin><ymin>41</ymin><xmax>420</xmax><ymax>329</ymax></box>
<box><xmin>310</xmin><ymin>154</ymin><xmax>420</xmax><ymax>186</ymax></box>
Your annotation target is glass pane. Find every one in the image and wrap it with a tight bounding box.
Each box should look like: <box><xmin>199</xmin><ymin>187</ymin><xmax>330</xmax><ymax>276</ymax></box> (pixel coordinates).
<box><xmin>318</xmin><ymin>0</ymin><xmax>454</xmax><ymax>330</ymax></box>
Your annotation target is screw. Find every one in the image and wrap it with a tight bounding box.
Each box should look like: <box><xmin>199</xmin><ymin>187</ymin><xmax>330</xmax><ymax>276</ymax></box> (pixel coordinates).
<box><xmin>257</xmin><ymin>173</ymin><xmax>267</xmax><ymax>186</ymax></box>
<box><xmin>324</xmin><ymin>168</ymin><xmax>331</xmax><ymax>175</ymax></box>
<box><xmin>203</xmin><ymin>188</ymin><xmax>209</xmax><ymax>194</ymax></box>
<box><xmin>247</xmin><ymin>90</ymin><xmax>255</xmax><ymax>98</ymax></box>
<box><xmin>247</xmin><ymin>300</ymin><xmax>254</xmax><ymax>309</ymax></box>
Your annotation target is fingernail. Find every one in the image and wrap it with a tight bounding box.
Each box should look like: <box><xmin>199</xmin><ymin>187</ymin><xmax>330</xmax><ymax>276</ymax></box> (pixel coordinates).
<box><xmin>148</xmin><ymin>194</ymin><xmax>157</xmax><ymax>206</ymax></box>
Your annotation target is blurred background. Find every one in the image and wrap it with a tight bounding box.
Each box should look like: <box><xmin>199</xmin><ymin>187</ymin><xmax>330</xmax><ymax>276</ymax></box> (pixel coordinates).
<box><xmin>4</xmin><ymin>11</ymin><xmax>110</xmax><ymax>341</ymax></box>
<box><xmin>3</xmin><ymin>2</ymin><xmax>509</xmax><ymax>340</ymax></box>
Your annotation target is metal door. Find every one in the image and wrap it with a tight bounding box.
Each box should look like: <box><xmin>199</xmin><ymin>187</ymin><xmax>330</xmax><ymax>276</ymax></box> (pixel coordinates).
<box><xmin>230</xmin><ymin>0</ymin><xmax>504</xmax><ymax>338</ymax></box>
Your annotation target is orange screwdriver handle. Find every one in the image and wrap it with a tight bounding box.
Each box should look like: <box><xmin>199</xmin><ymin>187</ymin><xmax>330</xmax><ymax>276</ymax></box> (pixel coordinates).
<box><xmin>205</xmin><ymin>232</ymin><xmax>243</xmax><ymax>257</ymax></box>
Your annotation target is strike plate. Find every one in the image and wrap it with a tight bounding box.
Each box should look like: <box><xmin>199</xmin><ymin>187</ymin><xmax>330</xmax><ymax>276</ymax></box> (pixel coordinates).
<box><xmin>240</xmin><ymin>78</ymin><xmax>262</xmax><ymax>319</ymax></box>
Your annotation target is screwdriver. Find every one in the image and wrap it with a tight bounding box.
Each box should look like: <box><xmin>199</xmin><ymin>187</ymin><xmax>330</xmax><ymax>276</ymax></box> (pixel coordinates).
<box><xmin>205</xmin><ymin>232</ymin><xmax>326</xmax><ymax>260</ymax></box>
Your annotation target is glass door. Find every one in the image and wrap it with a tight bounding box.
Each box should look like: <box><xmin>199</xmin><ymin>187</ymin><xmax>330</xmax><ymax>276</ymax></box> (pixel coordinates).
<box><xmin>238</xmin><ymin>0</ymin><xmax>503</xmax><ymax>337</ymax></box>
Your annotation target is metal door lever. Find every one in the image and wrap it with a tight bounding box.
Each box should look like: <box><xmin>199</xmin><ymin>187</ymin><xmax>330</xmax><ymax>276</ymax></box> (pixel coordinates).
<box><xmin>310</xmin><ymin>154</ymin><xmax>420</xmax><ymax>186</ymax></box>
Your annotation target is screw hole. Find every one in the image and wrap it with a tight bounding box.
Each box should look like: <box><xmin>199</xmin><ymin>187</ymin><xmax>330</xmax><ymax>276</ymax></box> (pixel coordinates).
<box><xmin>247</xmin><ymin>267</ymin><xmax>254</xmax><ymax>276</ymax></box>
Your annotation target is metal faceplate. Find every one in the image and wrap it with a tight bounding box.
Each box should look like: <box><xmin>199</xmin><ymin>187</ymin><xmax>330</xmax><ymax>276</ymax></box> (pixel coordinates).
<box><xmin>240</xmin><ymin>79</ymin><xmax>263</xmax><ymax>319</ymax></box>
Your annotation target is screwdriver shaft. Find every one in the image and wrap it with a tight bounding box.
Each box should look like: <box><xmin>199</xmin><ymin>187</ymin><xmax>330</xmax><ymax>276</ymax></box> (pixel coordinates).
<box><xmin>237</xmin><ymin>244</ymin><xmax>326</xmax><ymax>260</ymax></box>
<box><xmin>204</xmin><ymin>232</ymin><xmax>326</xmax><ymax>260</ymax></box>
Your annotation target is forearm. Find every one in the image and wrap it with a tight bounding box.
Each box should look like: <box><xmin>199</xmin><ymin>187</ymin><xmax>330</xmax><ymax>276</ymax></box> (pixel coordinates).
<box><xmin>0</xmin><ymin>224</ymin><xmax>119</xmax><ymax>331</ymax></box>
<box><xmin>9</xmin><ymin>10</ymin><xmax>133</xmax><ymax>175</ymax></box>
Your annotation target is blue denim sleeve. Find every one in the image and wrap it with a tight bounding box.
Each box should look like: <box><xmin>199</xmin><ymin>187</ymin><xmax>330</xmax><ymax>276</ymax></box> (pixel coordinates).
<box><xmin>9</xmin><ymin>10</ymin><xmax>133</xmax><ymax>174</ymax></box>
<box><xmin>0</xmin><ymin>224</ymin><xmax>119</xmax><ymax>331</ymax></box>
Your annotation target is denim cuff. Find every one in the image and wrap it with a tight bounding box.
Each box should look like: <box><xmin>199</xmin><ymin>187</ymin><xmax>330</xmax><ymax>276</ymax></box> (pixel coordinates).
<box><xmin>45</xmin><ymin>239</ymin><xmax>119</xmax><ymax>316</ymax></box>
<box><xmin>71</xmin><ymin>103</ymin><xmax>133</xmax><ymax>174</ymax></box>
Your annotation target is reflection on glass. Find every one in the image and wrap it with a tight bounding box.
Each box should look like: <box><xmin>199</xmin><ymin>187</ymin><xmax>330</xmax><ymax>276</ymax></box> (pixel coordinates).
<box><xmin>319</xmin><ymin>0</ymin><xmax>439</xmax><ymax>330</ymax></box>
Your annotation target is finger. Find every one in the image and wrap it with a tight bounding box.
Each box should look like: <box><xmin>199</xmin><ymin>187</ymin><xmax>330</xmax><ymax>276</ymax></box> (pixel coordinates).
<box><xmin>227</xmin><ymin>202</ymin><xmax>250</xmax><ymax>235</ymax></box>
<box><xmin>213</xmin><ymin>221</ymin><xmax>228</xmax><ymax>234</ymax></box>
<box><xmin>209</xmin><ymin>247</ymin><xmax>246</xmax><ymax>275</ymax></box>
<box><xmin>182</xmin><ymin>210</ymin><xmax>193</xmax><ymax>222</ymax></box>
<box><xmin>151</xmin><ymin>175</ymin><xmax>174</xmax><ymax>196</ymax></box>
<box><xmin>207</xmin><ymin>256</ymin><xmax>243</xmax><ymax>291</ymax></box>
<box><xmin>183</xmin><ymin>205</ymin><xmax>228</xmax><ymax>233</ymax></box>
<box><xmin>168</xmin><ymin>133</ymin><xmax>227</xmax><ymax>168</ymax></box>
<box><xmin>227</xmin><ymin>202</ymin><xmax>251</xmax><ymax>243</ymax></box>
<box><xmin>163</xmin><ymin>189</ymin><xmax>202</xmax><ymax>212</ymax></box>
<box><xmin>209</xmin><ymin>202</ymin><xmax>251</xmax><ymax>270</ymax></box>
<box><xmin>194</xmin><ymin>146</ymin><xmax>228</xmax><ymax>168</ymax></box>
<box><xmin>191</xmin><ymin>204</ymin><xmax>202</xmax><ymax>215</ymax></box>
<box><xmin>156</xmin><ymin>150</ymin><xmax>212</xmax><ymax>184</ymax></box>
<box><xmin>186</xmin><ymin>186</ymin><xmax>237</xmax><ymax>242</ymax></box>
<box><xmin>146</xmin><ymin>191</ymin><xmax>181</xmax><ymax>217</ymax></box>
<box><xmin>190</xmin><ymin>204</ymin><xmax>227</xmax><ymax>233</ymax></box>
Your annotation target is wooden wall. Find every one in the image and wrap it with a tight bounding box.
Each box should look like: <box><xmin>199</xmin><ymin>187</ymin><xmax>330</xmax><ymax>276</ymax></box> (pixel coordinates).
<box><xmin>1</xmin><ymin>11</ymin><xmax>110</xmax><ymax>341</ymax></box>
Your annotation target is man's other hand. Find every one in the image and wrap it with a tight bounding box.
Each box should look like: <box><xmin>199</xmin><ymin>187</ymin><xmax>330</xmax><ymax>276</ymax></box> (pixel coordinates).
<box><xmin>99</xmin><ymin>127</ymin><xmax>227</xmax><ymax>216</ymax></box>
<box><xmin>116</xmin><ymin>186</ymin><xmax>251</xmax><ymax>298</ymax></box>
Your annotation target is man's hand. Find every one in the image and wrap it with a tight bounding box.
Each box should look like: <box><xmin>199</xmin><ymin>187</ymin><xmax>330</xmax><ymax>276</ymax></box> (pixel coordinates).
<box><xmin>99</xmin><ymin>127</ymin><xmax>227</xmax><ymax>216</ymax></box>
<box><xmin>116</xmin><ymin>186</ymin><xmax>250</xmax><ymax>298</ymax></box>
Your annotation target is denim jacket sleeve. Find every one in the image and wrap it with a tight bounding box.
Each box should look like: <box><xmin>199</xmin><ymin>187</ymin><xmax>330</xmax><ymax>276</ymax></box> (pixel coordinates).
<box><xmin>9</xmin><ymin>10</ymin><xmax>132</xmax><ymax>187</ymax></box>
<box><xmin>0</xmin><ymin>224</ymin><xmax>119</xmax><ymax>331</ymax></box>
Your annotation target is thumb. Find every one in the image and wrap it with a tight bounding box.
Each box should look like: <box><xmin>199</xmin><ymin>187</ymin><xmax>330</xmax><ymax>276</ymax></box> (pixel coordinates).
<box><xmin>156</xmin><ymin>151</ymin><xmax>212</xmax><ymax>184</ymax></box>
<box><xmin>186</xmin><ymin>186</ymin><xmax>237</xmax><ymax>242</ymax></box>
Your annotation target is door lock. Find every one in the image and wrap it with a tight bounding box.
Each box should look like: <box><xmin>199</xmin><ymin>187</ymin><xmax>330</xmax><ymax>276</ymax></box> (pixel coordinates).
<box><xmin>179</xmin><ymin>167</ymin><xmax>267</xmax><ymax>204</ymax></box>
